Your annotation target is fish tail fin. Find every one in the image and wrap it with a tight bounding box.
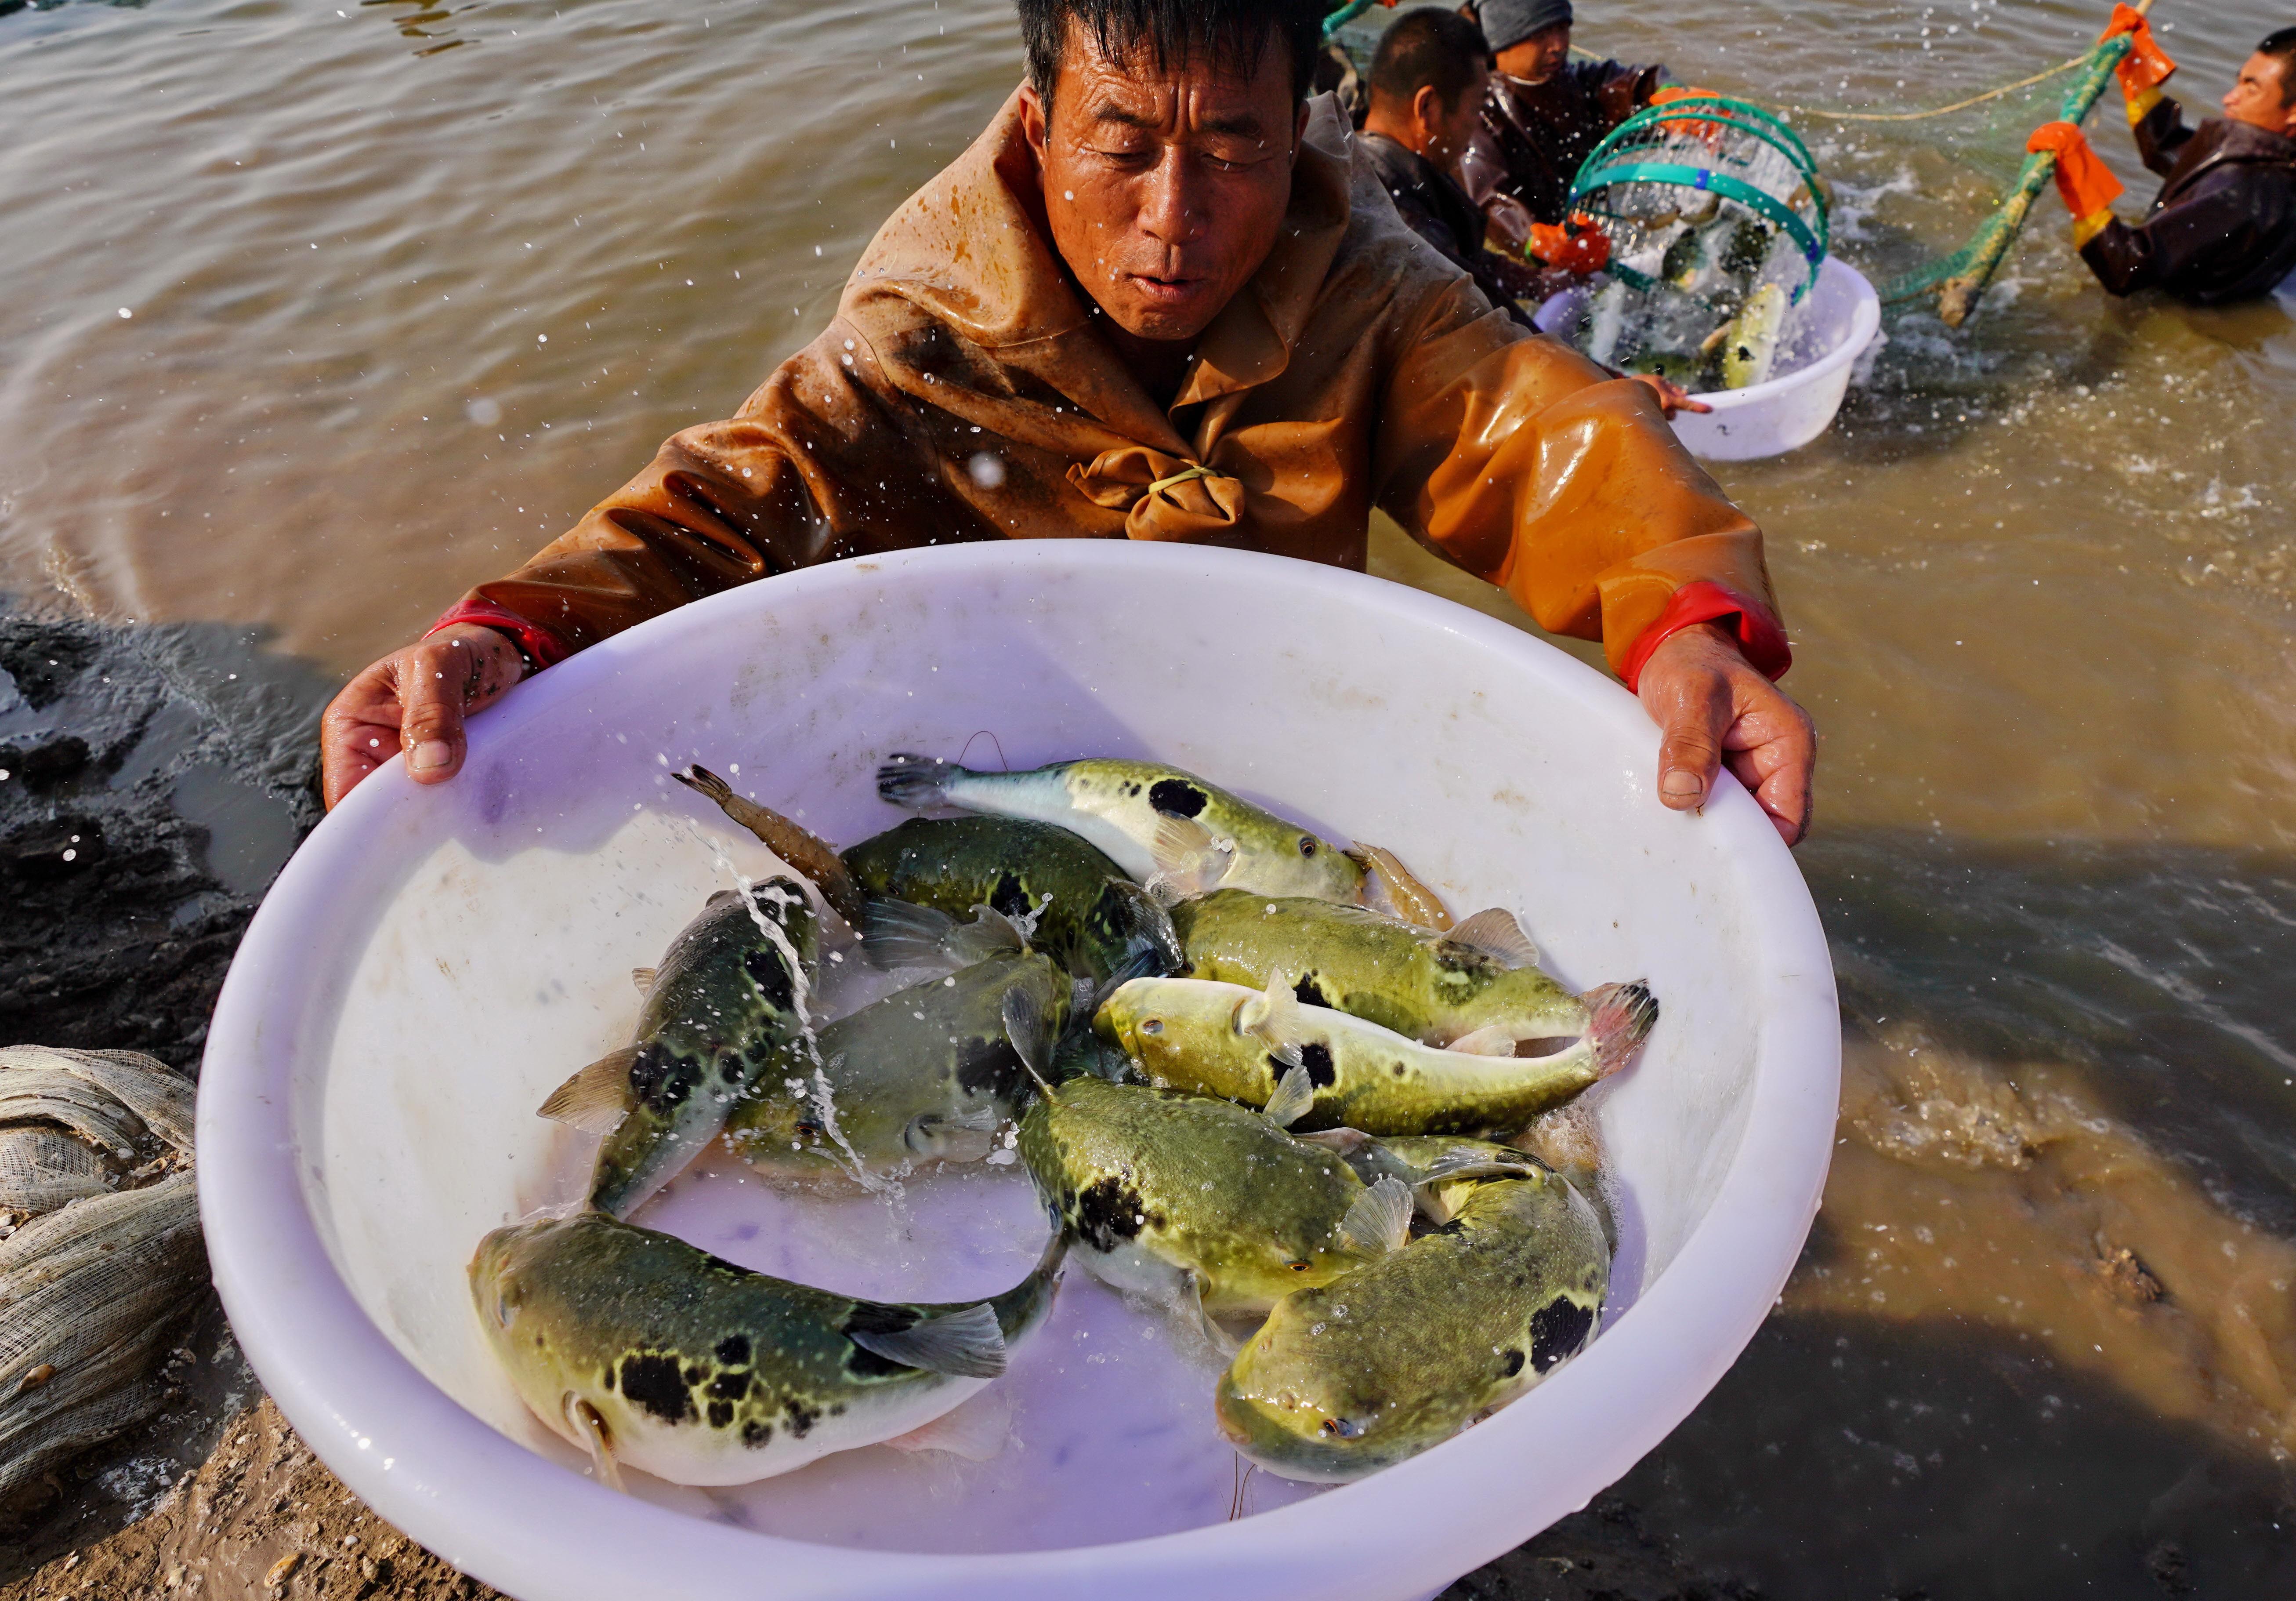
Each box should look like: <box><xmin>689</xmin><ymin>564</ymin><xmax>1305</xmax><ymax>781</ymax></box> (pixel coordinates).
<box><xmin>876</xmin><ymin>753</ymin><xmax>960</xmax><ymax>810</ymax></box>
<box><xmin>856</xmin><ymin>897</ymin><xmax>961</xmax><ymax>969</ymax></box>
<box><xmin>1102</xmin><ymin>878</ymin><xmax>1185</xmax><ymax>978</ymax></box>
<box><xmin>1583</xmin><ymin>980</ymin><xmax>1659</xmax><ymax>1081</ymax></box>
<box><xmin>1347</xmin><ymin>842</ymin><xmax>1453</xmax><ymax>931</ymax></box>
<box><xmin>1000</xmin><ymin>984</ymin><xmax>1059</xmax><ymax>1096</ymax></box>
<box><xmin>1338</xmin><ymin>1175</ymin><xmax>1414</xmax><ymax>1257</ymax></box>
<box><xmin>562</xmin><ymin>1394</ymin><xmax>625</xmax><ymax>1493</ymax></box>
<box><xmin>849</xmin><ymin>1302</ymin><xmax>1008</xmax><ymax>1379</ymax></box>
<box><xmin>1090</xmin><ymin>938</ymin><xmax>1170</xmax><ymax>1013</ymax></box>
<box><xmin>538</xmin><ymin>1048</ymin><xmax>640</xmax><ymax>1135</ymax></box>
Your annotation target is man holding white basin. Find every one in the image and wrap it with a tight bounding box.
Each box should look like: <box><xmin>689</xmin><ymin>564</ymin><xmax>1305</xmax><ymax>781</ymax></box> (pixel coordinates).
<box><xmin>320</xmin><ymin>0</ymin><xmax>1814</xmax><ymax>843</ymax></box>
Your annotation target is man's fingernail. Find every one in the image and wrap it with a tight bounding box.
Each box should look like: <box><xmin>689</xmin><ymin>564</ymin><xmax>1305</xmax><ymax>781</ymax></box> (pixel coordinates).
<box><xmin>1661</xmin><ymin>771</ymin><xmax>1705</xmax><ymax>803</ymax></box>
<box><xmin>411</xmin><ymin>741</ymin><xmax>451</xmax><ymax>772</ymax></box>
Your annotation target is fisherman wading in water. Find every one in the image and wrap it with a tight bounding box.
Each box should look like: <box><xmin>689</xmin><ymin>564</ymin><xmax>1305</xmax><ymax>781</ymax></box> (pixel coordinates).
<box><xmin>2030</xmin><ymin>9</ymin><xmax>2296</xmax><ymax>304</ymax></box>
<box><xmin>1457</xmin><ymin>0</ymin><xmax>1662</xmax><ymax>251</ymax></box>
<box><xmin>321</xmin><ymin>0</ymin><xmax>1815</xmax><ymax>844</ymax></box>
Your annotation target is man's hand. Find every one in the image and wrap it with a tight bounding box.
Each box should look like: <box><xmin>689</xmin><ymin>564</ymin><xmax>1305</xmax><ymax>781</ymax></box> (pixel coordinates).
<box><xmin>1628</xmin><ymin>372</ymin><xmax>1711</xmax><ymax>418</ymax></box>
<box><xmin>1636</xmin><ymin>621</ymin><xmax>1814</xmax><ymax>844</ymax></box>
<box><xmin>320</xmin><ymin>625</ymin><xmax>526</xmax><ymax>810</ymax></box>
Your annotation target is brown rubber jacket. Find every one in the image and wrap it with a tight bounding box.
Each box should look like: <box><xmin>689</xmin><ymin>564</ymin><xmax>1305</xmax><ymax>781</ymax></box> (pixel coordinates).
<box><xmin>447</xmin><ymin>91</ymin><xmax>1781</xmax><ymax>683</ymax></box>
<box><xmin>2080</xmin><ymin>97</ymin><xmax>2296</xmax><ymax>305</ymax></box>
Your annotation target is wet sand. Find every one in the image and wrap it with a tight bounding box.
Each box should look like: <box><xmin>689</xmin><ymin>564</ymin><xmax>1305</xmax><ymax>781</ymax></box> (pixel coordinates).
<box><xmin>4</xmin><ymin>0</ymin><xmax>2296</xmax><ymax>1594</ymax></box>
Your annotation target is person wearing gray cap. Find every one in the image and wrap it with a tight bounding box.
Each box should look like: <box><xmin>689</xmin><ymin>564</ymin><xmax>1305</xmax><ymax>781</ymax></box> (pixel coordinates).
<box><xmin>1457</xmin><ymin>0</ymin><xmax>1663</xmax><ymax>257</ymax></box>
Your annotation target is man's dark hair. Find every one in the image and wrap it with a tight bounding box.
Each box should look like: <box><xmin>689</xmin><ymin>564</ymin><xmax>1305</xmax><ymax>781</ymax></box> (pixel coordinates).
<box><xmin>1369</xmin><ymin>7</ymin><xmax>1493</xmax><ymax>111</ymax></box>
<box><xmin>1019</xmin><ymin>0</ymin><xmax>1328</xmax><ymax>108</ymax></box>
<box><xmin>2259</xmin><ymin>27</ymin><xmax>2296</xmax><ymax>104</ymax></box>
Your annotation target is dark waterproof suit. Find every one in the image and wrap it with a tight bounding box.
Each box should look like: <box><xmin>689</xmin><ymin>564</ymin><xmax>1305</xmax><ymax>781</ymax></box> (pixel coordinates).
<box><xmin>1459</xmin><ymin>59</ymin><xmax>1661</xmax><ymax>251</ymax></box>
<box><xmin>2081</xmin><ymin>97</ymin><xmax>2296</xmax><ymax>304</ymax></box>
<box><xmin>1359</xmin><ymin>131</ymin><xmax>1548</xmax><ymax>326</ymax></box>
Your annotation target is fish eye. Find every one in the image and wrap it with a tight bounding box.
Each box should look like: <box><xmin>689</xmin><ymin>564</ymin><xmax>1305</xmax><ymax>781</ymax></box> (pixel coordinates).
<box><xmin>1318</xmin><ymin>1417</ymin><xmax>1362</xmax><ymax>1439</ymax></box>
<box><xmin>1287</xmin><ymin>1260</ymin><xmax>1311</xmax><ymax>1272</ymax></box>
<box><xmin>1141</xmin><ymin>1018</ymin><xmax>1163</xmax><ymax>1036</ymax></box>
<box><xmin>1298</xmin><ymin>837</ymin><xmax>1317</xmax><ymax>857</ymax></box>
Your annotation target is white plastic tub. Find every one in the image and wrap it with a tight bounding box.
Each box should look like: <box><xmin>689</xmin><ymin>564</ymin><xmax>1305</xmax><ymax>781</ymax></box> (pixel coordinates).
<box><xmin>197</xmin><ymin>541</ymin><xmax>1838</xmax><ymax>1601</ymax></box>
<box><xmin>1537</xmin><ymin>256</ymin><xmax>1882</xmax><ymax>461</ymax></box>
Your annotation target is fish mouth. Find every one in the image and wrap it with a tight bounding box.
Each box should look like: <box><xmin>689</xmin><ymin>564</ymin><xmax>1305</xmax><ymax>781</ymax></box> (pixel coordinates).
<box><xmin>1212</xmin><ymin>1373</ymin><xmax>1379</xmax><ymax>1485</ymax></box>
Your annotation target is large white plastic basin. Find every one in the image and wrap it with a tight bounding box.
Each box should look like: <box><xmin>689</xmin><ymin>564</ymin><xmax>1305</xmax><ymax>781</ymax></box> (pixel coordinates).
<box><xmin>1537</xmin><ymin>256</ymin><xmax>1881</xmax><ymax>461</ymax></box>
<box><xmin>198</xmin><ymin>541</ymin><xmax>1838</xmax><ymax>1601</ymax></box>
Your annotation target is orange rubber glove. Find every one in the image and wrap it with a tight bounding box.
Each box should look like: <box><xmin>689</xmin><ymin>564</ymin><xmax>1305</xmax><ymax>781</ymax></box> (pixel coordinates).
<box><xmin>2027</xmin><ymin>121</ymin><xmax>2123</xmax><ymax>245</ymax></box>
<box><xmin>1527</xmin><ymin>214</ymin><xmax>1612</xmax><ymax>276</ymax></box>
<box><xmin>2100</xmin><ymin>4</ymin><xmax>2175</xmax><ymax>113</ymax></box>
<box><xmin>1648</xmin><ymin>86</ymin><xmax>1715</xmax><ymax>107</ymax></box>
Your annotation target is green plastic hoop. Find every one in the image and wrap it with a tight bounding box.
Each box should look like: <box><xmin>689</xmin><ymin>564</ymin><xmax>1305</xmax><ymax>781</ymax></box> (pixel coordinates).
<box><xmin>1593</xmin><ymin>94</ymin><xmax>1822</xmax><ymax>183</ymax></box>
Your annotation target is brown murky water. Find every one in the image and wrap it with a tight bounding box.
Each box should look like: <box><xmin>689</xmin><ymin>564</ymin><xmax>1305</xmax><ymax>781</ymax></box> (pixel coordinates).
<box><xmin>5</xmin><ymin>0</ymin><xmax>2294</xmax><ymax>1592</ymax></box>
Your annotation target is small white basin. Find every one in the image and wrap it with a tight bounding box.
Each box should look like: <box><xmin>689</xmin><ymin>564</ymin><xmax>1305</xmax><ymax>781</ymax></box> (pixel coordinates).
<box><xmin>1539</xmin><ymin>256</ymin><xmax>1882</xmax><ymax>461</ymax></box>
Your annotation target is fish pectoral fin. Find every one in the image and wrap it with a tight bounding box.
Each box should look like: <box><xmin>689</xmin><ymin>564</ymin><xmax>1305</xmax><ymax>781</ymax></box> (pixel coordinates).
<box><xmin>1340</xmin><ymin>1176</ymin><xmax>1414</xmax><ymax>1257</ymax></box>
<box><xmin>630</xmin><ymin>966</ymin><xmax>658</xmax><ymax>995</ymax></box>
<box><xmin>884</xmin><ymin>1386</ymin><xmax>1011</xmax><ymax>1462</ymax></box>
<box><xmin>1000</xmin><ymin>986</ymin><xmax>1057</xmax><ymax>1093</ymax></box>
<box><xmin>1147</xmin><ymin>815</ymin><xmax>1231</xmax><ymax>898</ymax></box>
<box><xmin>857</xmin><ymin>898</ymin><xmax>963</xmax><ymax>971</ymax></box>
<box><xmin>1441</xmin><ymin>908</ymin><xmax>1540</xmax><ymax>969</ymax></box>
<box><xmin>905</xmin><ymin>1109</ymin><xmax>1000</xmax><ymax>1161</ymax></box>
<box><xmin>1236</xmin><ymin>973</ymin><xmax>1303</xmax><ymax>1043</ymax></box>
<box><xmin>537</xmin><ymin>1048</ymin><xmax>641</xmax><ymax>1135</ymax></box>
<box><xmin>848</xmin><ymin>1302</ymin><xmax>1008</xmax><ymax>1380</ymax></box>
<box><xmin>1186</xmin><ymin>1271</ymin><xmax>1240</xmax><ymax>1358</ymax></box>
<box><xmin>1294</xmin><ymin>1127</ymin><xmax>1370</xmax><ymax>1155</ymax></box>
<box><xmin>951</xmin><ymin>904</ymin><xmax>1029</xmax><ymax>961</ymax></box>
<box><xmin>1260</xmin><ymin>1064</ymin><xmax>1317</xmax><ymax>1129</ymax></box>
<box><xmin>561</xmin><ymin>1394</ymin><xmax>625</xmax><ymax>1493</ymax></box>
<box><xmin>1445</xmin><ymin>1024</ymin><xmax>1523</xmax><ymax>1058</ymax></box>
<box><xmin>1348</xmin><ymin>842</ymin><xmax>1454</xmax><ymax>931</ymax></box>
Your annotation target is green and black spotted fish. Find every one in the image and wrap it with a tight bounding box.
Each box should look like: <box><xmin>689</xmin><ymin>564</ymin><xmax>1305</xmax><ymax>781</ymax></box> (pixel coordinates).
<box><xmin>470</xmin><ymin>1211</ymin><xmax>1064</xmax><ymax>1487</ymax></box>
<box><xmin>725</xmin><ymin>908</ymin><xmax>1072</xmax><ymax>1187</ymax></box>
<box><xmin>1096</xmin><ymin>974</ymin><xmax>1657</xmax><ymax>1136</ymax></box>
<box><xmin>1215</xmin><ymin>1164</ymin><xmax>1608</xmax><ymax>1483</ymax></box>
<box><xmin>1171</xmin><ymin>889</ymin><xmax>1585</xmax><ymax>1048</ymax></box>
<box><xmin>674</xmin><ymin>766</ymin><xmax>1180</xmax><ymax>984</ymax></box>
<box><xmin>539</xmin><ymin>881</ymin><xmax>817</xmax><ymax>1218</ymax></box>
<box><xmin>1017</xmin><ymin>1071</ymin><xmax>1412</xmax><ymax>1325</ymax></box>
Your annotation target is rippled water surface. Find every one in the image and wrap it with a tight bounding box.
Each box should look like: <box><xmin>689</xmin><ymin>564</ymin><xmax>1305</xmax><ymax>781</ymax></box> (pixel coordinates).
<box><xmin>6</xmin><ymin>0</ymin><xmax>2295</xmax><ymax>1593</ymax></box>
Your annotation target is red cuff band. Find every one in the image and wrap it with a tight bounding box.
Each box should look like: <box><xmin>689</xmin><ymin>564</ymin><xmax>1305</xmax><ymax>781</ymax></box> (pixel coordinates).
<box><xmin>1619</xmin><ymin>580</ymin><xmax>1793</xmax><ymax>693</ymax></box>
<box><xmin>425</xmin><ymin>599</ymin><xmax>569</xmax><ymax>672</ymax></box>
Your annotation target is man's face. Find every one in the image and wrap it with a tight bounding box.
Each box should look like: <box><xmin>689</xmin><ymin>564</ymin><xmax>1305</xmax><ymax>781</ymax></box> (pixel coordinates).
<box><xmin>1493</xmin><ymin>23</ymin><xmax>1571</xmax><ymax>85</ymax></box>
<box><xmin>2222</xmin><ymin>51</ymin><xmax>2296</xmax><ymax>134</ymax></box>
<box><xmin>1021</xmin><ymin>23</ymin><xmax>1306</xmax><ymax>346</ymax></box>
<box><xmin>1426</xmin><ymin>61</ymin><xmax>1493</xmax><ymax>166</ymax></box>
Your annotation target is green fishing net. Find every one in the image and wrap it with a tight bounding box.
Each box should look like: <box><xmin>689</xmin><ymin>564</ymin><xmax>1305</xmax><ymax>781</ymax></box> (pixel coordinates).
<box><xmin>1557</xmin><ymin>95</ymin><xmax>1830</xmax><ymax>392</ymax></box>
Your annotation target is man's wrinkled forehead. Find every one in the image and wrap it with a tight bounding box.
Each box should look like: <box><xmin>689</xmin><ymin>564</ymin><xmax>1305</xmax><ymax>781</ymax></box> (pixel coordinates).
<box><xmin>1050</xmin><ymin>15</ymin><xmax>1287</xmax><ymax>131</ymax></box>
